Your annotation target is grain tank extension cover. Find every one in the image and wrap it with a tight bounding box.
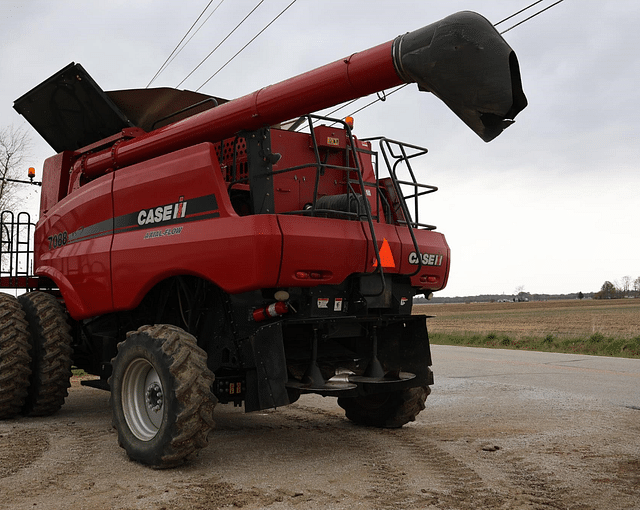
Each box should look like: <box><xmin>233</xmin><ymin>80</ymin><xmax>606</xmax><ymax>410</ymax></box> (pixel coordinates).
<box><xmin>13</xmin><ymin>63</ymin><xmax>133</xmax><ymax>153</ymax></box>
<box><xmin>14</xmin><ymin>63</ymin><xmax>225</xmax><ymax>153</ymax></box>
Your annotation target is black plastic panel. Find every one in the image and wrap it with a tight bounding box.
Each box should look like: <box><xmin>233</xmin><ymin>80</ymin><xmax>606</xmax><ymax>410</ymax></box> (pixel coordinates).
<box><xmin>14</xmin><ymin>62</ymin><xmax>132</xmax><ymax>152</ymax></box>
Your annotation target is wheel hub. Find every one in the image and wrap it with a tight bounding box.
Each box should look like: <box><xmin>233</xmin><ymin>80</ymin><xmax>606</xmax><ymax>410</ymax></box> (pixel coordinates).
<box><xmin>121</xmin><ymin>358</ymin><xmax>164</xmax><ymax>441</ymax></box>
<box><xmin>146</xmin><ymin>382</ymin><xmax>163</xmax><ymax>413</ymax></box>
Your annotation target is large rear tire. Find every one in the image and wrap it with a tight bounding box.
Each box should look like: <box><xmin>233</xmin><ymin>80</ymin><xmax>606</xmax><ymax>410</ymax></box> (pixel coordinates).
<box><xmin>0</xmin><ymin>293</ymin><xmax>31</xmax><ymax>419</ymax></box>
<box><xmin>338</xmin><ymin>386</ymin><xmax>430</xmax><ymax>428</ymax></box>
<box><xmin>110</xmin><ymin>324</ymin><xmax>216</xmax><ymax>468</ymax></box>
<box><xmin>18</xmin><ymin>291</ymin><xmax>73</xmax><ymax>416</ymax></box>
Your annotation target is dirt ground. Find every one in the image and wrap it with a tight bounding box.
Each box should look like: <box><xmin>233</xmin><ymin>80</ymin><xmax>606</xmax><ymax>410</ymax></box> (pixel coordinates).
<box><xmin>1</xmin><ymin>350</ymin><xmax>639</xmax><ymax>510</ymax></box>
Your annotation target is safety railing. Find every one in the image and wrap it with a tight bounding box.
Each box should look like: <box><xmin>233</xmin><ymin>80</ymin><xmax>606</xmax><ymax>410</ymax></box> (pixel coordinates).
<box><xmin>0</xmin><ymin>210</ymin><xmax>36</xmax><ymax>289</ymax></box>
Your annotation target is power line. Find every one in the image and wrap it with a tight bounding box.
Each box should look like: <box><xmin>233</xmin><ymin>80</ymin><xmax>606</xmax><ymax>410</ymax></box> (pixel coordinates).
<box><xmin>325</xmin><ymin>98</ymin><xmax>360</xmax><ymax>120</ymax></box>
<box><xmin>499</xmin><ymin>0</ymin><xmax>565</xmax><ymax>35</ymax></box>
<box><xmin>332</xmin><ymin>85</ymin><xmax>408</xmax><ymax>121</ymax></box>
<box><xmin>160</xmin><ymin>0</ymin><xmax>227</xmax><ymax>81</ymax></box>
<box><xmin>494</xmin><ymin>0</ymin><xmax>545</xmax><ymax>27</ymax></box>
<box><xmin>318</xmin><ymin>85</ymin><xmax>408</xmax><ymax>130</ymax></box>
<box><xmin>177</xmin><ymin>0</ymin><xmax>266</xmax><ymax>89</ymax></box>
<box><xmin>196</xmin><ymin>0</ymin><xmax>299</xmax><ymax>92</ymax></box>
<box><xmin>147</xmin><ymin>0</ymin><xmax>217</xmax><ymax>88</ymax></box>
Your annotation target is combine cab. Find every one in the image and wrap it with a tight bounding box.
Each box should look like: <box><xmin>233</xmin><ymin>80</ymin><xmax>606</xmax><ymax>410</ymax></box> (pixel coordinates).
<box><xmin>1</xmin><ymin>11</ymin><xmax>526</xmax><ymax>467</ymax></box>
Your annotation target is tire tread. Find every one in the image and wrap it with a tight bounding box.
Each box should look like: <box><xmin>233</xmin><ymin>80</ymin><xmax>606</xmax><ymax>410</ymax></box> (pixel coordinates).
<box><xmin>338</xmin><ymin>386</ymin><xmax>430</xmax><ymax>428</ymax></box>
<box><xmin>112</xmin><ymin>324</ymin><xmax>216</xmax><ymax>468</ymax></box>
<box><xmin>18</xmin><ymin>292</ymin><xmax>73</xmax><ymax>417</ymax></box>
<box><xmin>0</xmin><ymin>294</ymin><xmax>32</xmax><ymax>419</ymax></box>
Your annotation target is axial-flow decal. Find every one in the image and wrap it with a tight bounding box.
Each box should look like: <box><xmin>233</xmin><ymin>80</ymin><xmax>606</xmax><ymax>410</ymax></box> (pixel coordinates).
<box><xmin>47</xmin><ymin>193</ymin><xmax>219</xmax><ymax>249</ymax></box>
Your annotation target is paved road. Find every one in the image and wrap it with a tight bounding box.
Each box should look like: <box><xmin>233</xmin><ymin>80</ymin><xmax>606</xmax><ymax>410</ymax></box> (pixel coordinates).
<box><xmin>1</xmin><ymin>346</ymin><xmax>639</xmax><ymax>510</ymax></box>
<box><xmin>431</xmin><ymin>345</ymin><xmax>640</xmax><ymax>409</ymax></box>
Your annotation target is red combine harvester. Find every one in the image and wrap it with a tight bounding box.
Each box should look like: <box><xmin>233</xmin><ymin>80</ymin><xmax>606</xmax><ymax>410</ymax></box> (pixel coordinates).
<box><xmin>1</xmin><ymin>12</ymin><xmax>526</xmax><ymax>467</ymax></box>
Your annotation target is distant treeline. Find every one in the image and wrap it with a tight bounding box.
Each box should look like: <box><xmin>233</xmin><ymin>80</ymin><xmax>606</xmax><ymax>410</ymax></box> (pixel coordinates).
<box><xmin>594</xmin><ymin>278</ymin><xmax>640</xmax><ymax>300</ymax></box>
<box><xmin>417</xmin><ymin>292</ymin><xmax>595</xmax><ymax>304</ymax></box>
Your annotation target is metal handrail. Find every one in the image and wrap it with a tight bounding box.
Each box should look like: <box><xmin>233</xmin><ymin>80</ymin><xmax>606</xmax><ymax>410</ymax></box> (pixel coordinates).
<box><xmin>222</xmin><ymin>116</ymin><xmax>437</xmax><ymax>287</ymax></box>
<box><xmin>361</xmin><ymin>137</ymin><xmax>436</xmax><ymax>277</ymax></box>
<box><xmin>0</xmin><ymin>210</ymin><xmax>36</xmax><ymax>288</ymax></box>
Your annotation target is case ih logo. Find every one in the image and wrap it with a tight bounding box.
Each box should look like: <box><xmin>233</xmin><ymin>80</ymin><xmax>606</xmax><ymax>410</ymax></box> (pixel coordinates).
<box><xmin>137</xmin><ymin>197</ymin><xmax>187</xmax><ymax>226</ymax></box>
<box><xmin>408</xmin><ymin>252</ymin><xmax>443</xmax><ymax>266</ymax></box>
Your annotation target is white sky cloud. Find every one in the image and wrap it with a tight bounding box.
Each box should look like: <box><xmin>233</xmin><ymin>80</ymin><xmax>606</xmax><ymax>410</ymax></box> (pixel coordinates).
<box><xmin>1</xmin><ymin>0</ymin><xmax>638</xmax><ymax>297</ymax></box>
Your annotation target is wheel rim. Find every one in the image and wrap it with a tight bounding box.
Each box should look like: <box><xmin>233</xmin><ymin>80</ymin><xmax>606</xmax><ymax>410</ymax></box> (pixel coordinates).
<box><xmin>122</xmin><ymin>358</ymin><xmax>164</xmax><ymax>441</ymax></box>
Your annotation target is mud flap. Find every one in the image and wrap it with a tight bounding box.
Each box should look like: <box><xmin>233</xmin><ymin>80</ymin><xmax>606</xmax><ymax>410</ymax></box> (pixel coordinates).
<box><xmin>244</xmin><ymin>321</ymin><xmax>290</xmax><ymax>412</ymax></box>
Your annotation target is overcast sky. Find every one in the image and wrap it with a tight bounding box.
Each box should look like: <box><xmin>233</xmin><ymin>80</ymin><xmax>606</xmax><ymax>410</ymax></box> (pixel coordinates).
<box><xmin>1</xmin><ymin>0</ymin><xmax>638</xmax><ymax>298</ymax></box>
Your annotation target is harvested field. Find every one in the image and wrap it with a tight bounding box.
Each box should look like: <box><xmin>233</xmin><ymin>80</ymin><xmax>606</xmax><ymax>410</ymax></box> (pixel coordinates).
<box><xmin>414</xmin><ymin>299</ymin><xmax>640</xmax><ymax>339</ymax></box>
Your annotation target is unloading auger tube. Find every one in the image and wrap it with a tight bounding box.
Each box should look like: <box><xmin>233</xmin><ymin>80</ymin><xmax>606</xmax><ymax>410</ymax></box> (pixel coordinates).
<box><xmin>77</xmin><ymin>11</ymin><xmax>526</xmax><ymax>181</ymax></box>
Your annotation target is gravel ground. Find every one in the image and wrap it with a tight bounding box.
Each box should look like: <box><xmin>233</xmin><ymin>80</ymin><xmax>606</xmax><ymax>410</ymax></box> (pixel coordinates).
<box><xmin>1</xmin><ymin>346</ymin><xmax>639</xmax><ymax>510</ymax></box>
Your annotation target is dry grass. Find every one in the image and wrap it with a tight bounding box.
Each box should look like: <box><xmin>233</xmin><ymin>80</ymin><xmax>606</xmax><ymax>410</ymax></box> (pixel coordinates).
<box><xmin>414</xmin><ymin>299</ymin><xmax>640</xmax><ymax>339</ymax></box>
<box><xmin>413</xmin><ymin>299</ymin><xmax>640</xmax><ymax>358</ymax></box>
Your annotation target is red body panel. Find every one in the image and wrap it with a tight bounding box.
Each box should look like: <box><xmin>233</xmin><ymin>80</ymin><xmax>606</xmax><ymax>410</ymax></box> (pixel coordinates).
<box><xmin>269</xmin><ymin>130</ymin><xmax>380</xmax><ymax>216</ymax></box>
<box><xmin>35</xmin><ymin>129</ymin><xmax>450</xmax><ymax>319</ymax></box>
<box><xmin>277</xmin><ymin>216</ymin><xmax>367</xmax><ymax>287</ymax></box>
<box><xmin>110</xmin><ymin>143</ymin><xmax>282</xmax><ymax>312</ymax></box>
<box><xmin>35</xmin><ymin>174</ymin><xmax>114</xmax><ymax>318</ymax></box>
<box><xmin>40</xmin><ymin>152</ymin><xmax>72</xmax><ymax>215</ymax></box>
<box><xmin>270</xmin><ymin>130</ymin><xmax>356</xmax><ymax>213</ymax></box>
<box><xmin>402</xmin><ymin>227</ymin><xmax>451</xmax><ymax>291</ymax></box>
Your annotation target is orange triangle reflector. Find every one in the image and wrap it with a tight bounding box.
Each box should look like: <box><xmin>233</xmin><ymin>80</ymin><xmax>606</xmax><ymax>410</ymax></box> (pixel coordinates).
<box><xmin>373</xmin><ymin>238</ymin><xmax>396</xmax><ymax>268</ymax></box>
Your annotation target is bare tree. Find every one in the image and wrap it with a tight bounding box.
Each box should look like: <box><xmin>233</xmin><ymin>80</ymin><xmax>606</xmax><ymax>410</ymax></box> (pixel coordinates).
<box><xmin>634</xmin><ymin>276</ymin><xmax>640</xmax><ymax>296</ymax></box>
<box><xmin>620</xmin><ymin>276</ymin><xmax>632</xmax><ymax>297</ymax></box>
<box><xmin>0</xmin><ymin>125</ymin><xmax>32</xmax><ymax>212</ymax></box>
<box><xmin>0</xmin><ymin>126</ymin><xmax>33</xmax><ymax>276</ymax></box>
<box><xmin>514</xmin><ymin>285</ymin><xmax>529</xmax><ymax>302</ymax></box>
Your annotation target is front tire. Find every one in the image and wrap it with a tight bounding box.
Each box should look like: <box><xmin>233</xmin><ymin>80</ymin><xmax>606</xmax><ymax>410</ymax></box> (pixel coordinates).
<box><xmin>110</xmin><ymin>325</ymin><xmax>216</xmax><ymax>468</ymax></box>
<box><xmin>338</xmin><ymin>386</ymin><xmax>430</xmax><ymax>428</ymax></box>
<box><xmin>0</xmin><ymin>293</ymin><xmax>31</xmax><ymax>419</ymax></box>
<box><xmin>18</xmin><ymin>291</ymin><xmax>73</xmax><ymax>417</ymax></box>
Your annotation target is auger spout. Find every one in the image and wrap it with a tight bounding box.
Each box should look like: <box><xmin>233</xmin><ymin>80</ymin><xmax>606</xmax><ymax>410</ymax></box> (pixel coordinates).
<box><xmin>392</xmin><ymin>11</ymin><xmax>527</xmax><ymax>141</ymax></box>
<box><xmin>15</xmin><ymin>11</ymin><xmax>526</xmax><ymax>181</ymax></box>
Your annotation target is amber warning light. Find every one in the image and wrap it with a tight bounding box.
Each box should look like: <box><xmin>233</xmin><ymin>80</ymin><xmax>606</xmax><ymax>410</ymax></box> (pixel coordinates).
<box><xmin>2</xmin><ymin>167</ymin><xmax>41</xmax><ymax>186</ymax></box>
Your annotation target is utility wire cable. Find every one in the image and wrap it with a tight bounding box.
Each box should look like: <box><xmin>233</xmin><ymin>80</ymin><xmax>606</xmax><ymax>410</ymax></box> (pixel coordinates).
<box><xmin>494</xmin><ymin>0</ymin><xmax>545</xmax><ymax>26</ymax></box>
<box><xmin>197</xmin><ymin>0</ymin><xmax>299</xmax><ymax>91</ymax></box>
<box><xmin>178</xmin><ymin>0</ymin><xmax>266</xmax><ymax>88</ymax></box>
<box><xmin>327</xmin><ymin>83</ymin><xmax>410</xmax><ymax>123</ymax></box>
<box><xmin>325</xmin><ymin>98</ymin><xmax>360</xmax><ymax>119</ymax></box>
<box><xmin>320</xmin><ymin>85</ymin><xmax>408</xmax><ymax>129</ymax></box>
<box><xmin>162</xmin><ymin>0</ymin><xmax>227</xmax><ymax>79</ymax></box>
<box><xmin>499</xmin><ymin>0</ymin><xmax>565</xmax><ymax>35</ymax></box>
<box><xmin>147</xmin><ymin>0</ymin><xmax>217</xmax><ymax>87</ymax></box>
